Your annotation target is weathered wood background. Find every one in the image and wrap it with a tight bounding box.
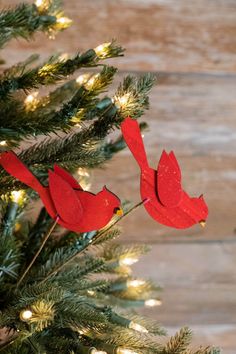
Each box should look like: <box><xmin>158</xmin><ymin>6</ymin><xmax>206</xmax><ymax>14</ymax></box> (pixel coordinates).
<box><xmin>1</xmin><ymin>0</ymin><xmax>236</xmax><ymax>352</ymax></box>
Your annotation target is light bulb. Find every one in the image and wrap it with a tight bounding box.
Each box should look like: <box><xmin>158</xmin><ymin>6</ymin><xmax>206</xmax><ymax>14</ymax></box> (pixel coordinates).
<box><xmin>56</xmin><ymin>17</ymin><xmax>72</xmax><ymax>28</ymax></box>
<box><xmin>90</xmin><ymin>349</ymin><xmax>107</xmax><ymax>354</ymax></box>
<box><xmin>113</xmin><ymin>93</ymin><xmax>131</xmax><ymax>109</ymax></box>
<box><xmin>84</xmin><ymin>74</ymin><xmax>100</xmax><ymax>90</ymax></box>
<box><xmin>87</xmin><ymin>290</ymin><xmax>95</xmax><ymax>296</ymax></box>
<box><xmin>35</xmin><ymin>0</ymin><xmax>43</xmax><ymax>7</ymax></box>
<box><xmin>58</xmin><ymin>53</ymin><xmax>69</xmax><ymax>62</ymax></box>
<box><xmin>11</xmin><ymin>190</ymin><xmax>25</xmax><ymax>204</ymax></box>
<box><xmin>127</xmin><ymin>279</ymin><xmax>145</xmax><ymax>287</ymax></box>
<box><xmin>119</xmin><ymin>257</ymin><xmax>138</xmax><ymax>266</ymax></box>
<box><xmin>35</xmin><ymin>0</ymin><xmax>50</xmax><ymax>12</ymax></box>
<box><xmin>117</xmin><ymin>349</ymin><xmax>138</xmax><ymax>354</ymax></box>
<box><xmin>20</xmin><ymin>309</ymin><xmax>33</xmax><ymax>321</ymax></box>
<box><xmin>0</xmin><ymin>140</ymin><xmax>7</xmax><ymax>146</ymax></box>
<box><xmin>77</xmin><ymin>168</ymin><xmax>90</xmax><ymax>177</ymax></box>
<box><xmin>94</xmin><ymin>42</ymin><xmax>111</xmax><ymax>58</ymax></box>
<box><xmin>76</xmin><ymin>73</ymin><xmax>91</xmax><ymax>85</ymax></box>
<box><xmin>144</xmin><ymin>299</ymin><xmax>162</xmax><ymax>307</ymax></box>
<box><xmin>76</xmin><ymin>167</ymin><xmax>91</xmax><ymax>190</ymax></box>
<box><xmin>24</xmin><ymin>92</ymin><xmax>39</xmax><ymax>111</ymax></box>
<box><xmin>129</xmin><ymin>321</ymin><xmax>148</xmax><ymax>333</ymax></box>
<box><xmin>25</xmin><ymin>92</ymin><xmax>38</xmax><ymax>104</ymax></box>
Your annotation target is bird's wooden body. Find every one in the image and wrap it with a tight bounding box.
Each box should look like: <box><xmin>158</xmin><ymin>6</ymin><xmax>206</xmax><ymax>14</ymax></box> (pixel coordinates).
<box><xmin>121</xmin><ymin>117</ymin><xmax>208</xmax><ymax>229</ymax></box>
<box><xmin>141</xmin><ymin>168</ymin><xmax>208</xmax><ymax>229</ymax></box>
<box><xmin>0</xmin><ymin>152</ymin><xmax>121</xmax><ymax>232</ymax></box>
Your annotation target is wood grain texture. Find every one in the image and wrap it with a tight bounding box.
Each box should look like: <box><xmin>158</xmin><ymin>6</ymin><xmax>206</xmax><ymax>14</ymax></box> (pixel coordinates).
<box><xmin>1</xmin><ymin>0</ymin><xmax>236</xmax><ymax>73</ymax></box>
<box><xmin>0</xmin><ymin>0</ymin><xmax>236</xmax><ymax>352</ymax></box>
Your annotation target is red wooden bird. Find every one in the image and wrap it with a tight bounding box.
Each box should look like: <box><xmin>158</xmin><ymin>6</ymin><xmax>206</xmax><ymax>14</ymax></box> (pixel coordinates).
<box><xmin>121</xmin><ymin>117</ymin><xmax>208</xmax><ymax>229</ymax></box>
<box><xmin>0</xmin><ymin>151</ymin><xmax>123</xmax><ymax>232</ymax></box>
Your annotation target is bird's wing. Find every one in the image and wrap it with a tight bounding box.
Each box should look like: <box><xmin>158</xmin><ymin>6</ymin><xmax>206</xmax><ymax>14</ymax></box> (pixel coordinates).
<box><xmin>168</xmin><ymin>151</ymin><xmax>181</xmax><ymax>178</ymax></box>
<box><xmin>49</xmin><ymin>170</ymin><xmax>83</xmax><ymax>224</ymax></box>
<box><xmin>54</xmin><ymin>164</ymin><xmax>83</xmax><ymax>190</ymax></box>
<box><xmin>157</xmin><ymin>150</ymin><xmax>182</xmax><ymax>207</ymax></box>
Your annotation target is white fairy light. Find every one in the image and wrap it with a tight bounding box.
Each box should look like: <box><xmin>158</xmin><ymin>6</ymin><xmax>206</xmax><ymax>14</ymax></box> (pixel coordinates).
<box><xmin>113</xmin><ymin>93</ymin><xmax>130</xmax><ymax>109</ymax></box>
<box><xmin>87</xmin><ymin>290</ymin><xmax>95</xmax><ymax>296</ymax></box>
<box><xmin>77</xmin><ymin>168</ymin><xmax>90</xmax><ymax>177</ymax></box>
<box><xmin>144</xmin><ymin>299</ymin><xmax>162</xmax><ymax>307</ymax></box>
<box><xmin>117</xmin><ymin>349</ymin><xmax>138</xmax><ymax>354</ymax></box>
<box><xmin>94</xmin><ymin>42</ymin><xmax>111</xmax><ymax>58</ymax></box>
<box><xmin>35</xmin><ymin>0</ymin><xmax>50</xmax><ymax>12</ymax></box>
<box><xmin>55</xmin><ymin>16</ymin><xmax>72</xmax><ymax>30</ymax></box>
<box><xmin>24</xmin><ymin>92</ymin><xmax>39</xmax><ymax>111</ymax></box>
<box><xmin>119</xmin><ymin>257</ymin><xmax>138</xmax><ymax>266</ymax></box>
<box><xmin>58</xmin><ymin>53</ymin><xmax>69</xmax><ymax>62</ymax></box>
<box><xmin>90</xmin><ymin>349</ymin><xmax>107</xmax><ymax>354</ymax></box>
<box><xmin>127</xmin><ymin>279</ymin><xmax>145</xmax><ymax>287</ymax></box>
<box><xmin>25</xmin><ymin>92</ymin><xmax>38</xmax><ymax>104</ymax></box>
<box><xmin>0</xmin><ymin>141</ymin><xmax>7</xmax><ymax>146</ymax></box>
<box><xmin>57</xmin><ymin>17</ymin><xmax>71</xmax><ymax>25</ymax></box>
<box><xmin>84</xmin><ymin>74</ymin><xmax>100</xmax><ymax>90</ymax></box>
<box><xmin>20</xmin><ymin>309</ymin><xmax>33</xmax><ymax>321</ymax></box>
<box><xmin>129</xmin><ymin>321</ymin><xmax>148</xmax><ymax>333</ymax></box>
<box><xmin>11</xmin><ymin>190</ymin><xmax>25</xmax><ymax>204</ymax></box>
<box><xmin>35</xmin><ymin>0</ymin><xmax>43</xmax><ymax>7</ymax></box>
<box><xmin>76</xmin><ymin>73</ymin><xmax>91</xmax><ymax>85</ymax></box>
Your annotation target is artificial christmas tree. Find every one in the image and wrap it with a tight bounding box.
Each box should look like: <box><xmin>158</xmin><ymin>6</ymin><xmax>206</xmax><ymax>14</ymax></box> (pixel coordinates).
<box><xmin>0</xmin><ymin>1</ymin><xmax>219</xmax><ymax>353</ymax></box>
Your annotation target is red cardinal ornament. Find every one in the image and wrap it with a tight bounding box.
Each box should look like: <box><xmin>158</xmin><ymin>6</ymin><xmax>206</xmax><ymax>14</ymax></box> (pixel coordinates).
<box><xmin>0</xmin><ymin>152</ymin><xmax>123</xmax><ymax>232</ymax></box>
<box><xmin>121</xmin><ymin>117</ymin><xmax>208</xmax><ymax>229</ymax></box>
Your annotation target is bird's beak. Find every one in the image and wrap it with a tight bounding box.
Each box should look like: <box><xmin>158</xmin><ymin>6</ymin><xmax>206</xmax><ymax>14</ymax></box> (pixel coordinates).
<box><xmin>199</xmin><ymin>220</ymin><xmax>206</xmax><ymax>228</ymax></box>
<box><xmin>115</xmin><ymin>207</ymin><xmax>123</xmax><ymax>217</ymax></box>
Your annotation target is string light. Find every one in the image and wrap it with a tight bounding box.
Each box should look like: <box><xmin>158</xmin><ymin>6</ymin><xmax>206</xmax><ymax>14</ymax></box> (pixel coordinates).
<box><xmin>24</xmin><ymin>92</ymin><xmax>39</xmax><ymax>111</ymax></box>
<box><xmin>35</xmin><ymin>0</ymin><xmax>50</xmax><ymax>12</ymax></box>
<box><xmin>58</xmin><ymin>53</ymin><xmax>69</xmax><ymax>62</ymax></box>
<box><xmin>94</xmin><ymin>42</ymin><xmax>111</xmax><ymax>58</ymax></box>
<box><xmin>11</xmin><ymin>190</ymin><xmax>25</xmax><ymax>204</ymax></box>
<box><xmin>0</xmin><ymin>140</ymin><xmax>7</xmax><ymax>146</ymax></box>
<box><xmin>20</xmin><ymin>309</ymin><xmax>33</xmax><ymax>321</ymax></box>
<box><xmin>76</xmin><ymin>73</ymin><xmax>91</xmax><ymax>86</ymax></box>
<box><xmin>113</xmin><ymin>93</ymin><xmax>131</xmax><ymax>109</ymax></box>
<box><xmin>25</xmin><ymin>92</ymin><xmax>38</xmax><ymax>104</ymax></box>
<box><xmin>76</xmin><ymin>73</ymin><xmax>100</xmax><ymax>90</ymax></box>
<box><xmin>129</xmin><ymin>321</ymin><xmax>148</xmax><ymax>333</ymax></box>
<box><xmin>35</xmin><ymin>0</ymin><xmax>44</xmax><ymax>7</ymax></box>
<box><xmin>117</xmin><ymin>349</ymin><xmax>138</xmax><ymax>354</ymax></box>
<box><xmin>87</xmin><ymin>290</ymin><xmax>95</xmax><ymax>296</ymax></box>
<box><xmin>56</xmin><ymin>17</ymin><xmax>72</xmax><ymax>29</ymax></box>
<box><xmin>119</xmin><ymin>257</ymin><xmax>139</xmax><ymax>266</ymax></box>
<box><xmin>77</xmin><ymin>328</ymin><xmax>89</xmax><ymax>335</ymax></box>
<box><xmin>77</xmin><ymin>167</ymin><xmax>91</xmax><ymax>190</ymax></box>
<box><xmin>127</xmin><ymin>279</ymin><xmax>145</xmax><ymax>287</ymax></box>
<box><xmin>144</xmin><ymin>299</ymin><xmax>162</xmax><ymax>307</ymax></box>
<box><xmin>84</xmin><ymin>74</ymin><xmax>100</xmax><ymax>90</ymax></box>
<box><xmin>35</xmin><ymin>0</ymin><xmax>43</xmax><ymax>6</ymax></box>
<box><xmin>90</xmin><ymin>349</ymin><xmax>107</xmax><ymax>354</ymax></box>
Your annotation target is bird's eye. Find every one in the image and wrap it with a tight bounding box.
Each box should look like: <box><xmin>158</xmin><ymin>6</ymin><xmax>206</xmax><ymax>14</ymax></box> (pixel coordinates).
<box><xmin>114</xmin><ymin>207</ymin><xmax>123</xmax><ymax>216</ymax></box>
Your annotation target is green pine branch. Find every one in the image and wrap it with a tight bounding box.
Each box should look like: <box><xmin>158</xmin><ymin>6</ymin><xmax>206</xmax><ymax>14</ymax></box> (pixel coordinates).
<box><xmin>0</xmin><ymin>43</ymin><xmax>123</xmax><ymax>99</ymax></box>
<box><xmin>0</xmin><ymin>2</ymin><xmax>59</xmax><ymax>48</ymax></box>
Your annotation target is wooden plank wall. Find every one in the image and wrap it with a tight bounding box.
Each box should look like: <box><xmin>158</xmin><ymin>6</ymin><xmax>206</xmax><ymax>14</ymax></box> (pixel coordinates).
<box><xmin>1</xmin><ymin>0</ymin><xmax>236</xmax><ymax>352</ymax></box>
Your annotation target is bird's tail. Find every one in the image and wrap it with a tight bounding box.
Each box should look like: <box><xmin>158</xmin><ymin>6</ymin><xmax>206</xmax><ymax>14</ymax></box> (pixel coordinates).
<box><xmin>121</xmin><ymin>117</ymin><xmax>149</xmax><ymax>169</ymax></box>
<box><xmin>0</xmin><ymin>151</ymin><xmax>44</xmax><ymax>193</ymax></box>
